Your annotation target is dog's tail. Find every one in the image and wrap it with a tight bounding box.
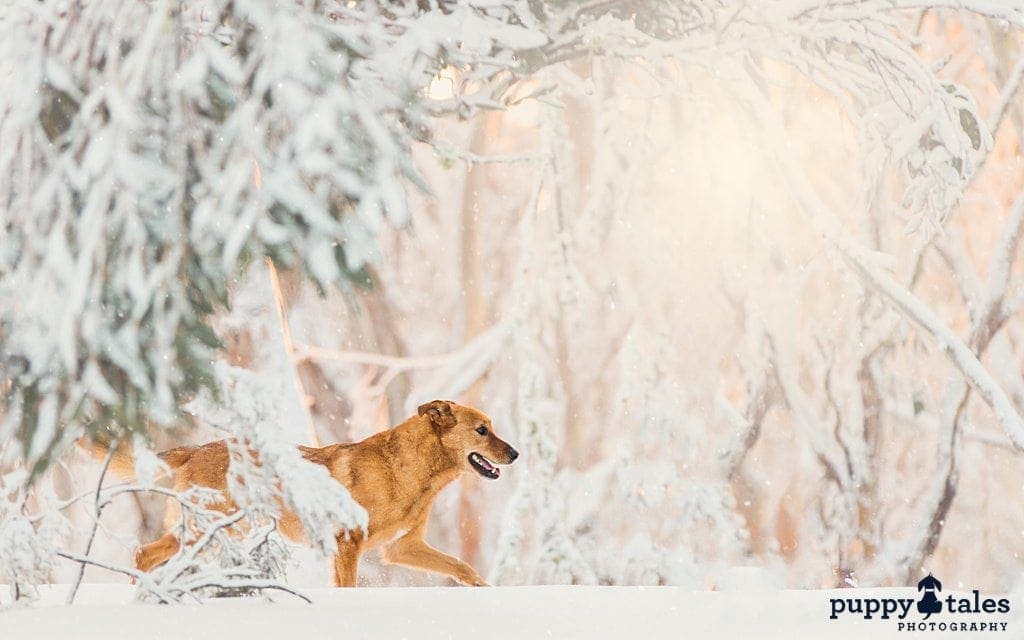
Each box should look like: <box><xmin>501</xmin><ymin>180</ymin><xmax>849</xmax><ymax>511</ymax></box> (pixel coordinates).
<box><xmin>76</xmin><ymin>436</ymin><xmax>193</xmax><ymax>482</ymax></box>
<box><xmin>76</xmin><ymin>435</ymin><xmax>138</xmax><ymax>480</ymax></box>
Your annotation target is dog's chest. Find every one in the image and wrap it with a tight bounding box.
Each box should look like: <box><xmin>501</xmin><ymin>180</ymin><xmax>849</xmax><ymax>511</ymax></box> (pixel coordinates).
<box><xmin>364</xmin><ymin>495</ymin><xmax>431</xmax><ymax>546</ymax></box>
<box><xmin>364</xmin><ymin>473</ymin><xmax>457</xmax><ymax>545</ymax></box>
<box><xmin>339</xmin><ymin>447</ymin><xmax>458</xmax><ymax>547</ymax></box>
<box><xmin>377</xmin><ymin>485</ymin><xmax>431</xmax><ymax>524</ymax></box>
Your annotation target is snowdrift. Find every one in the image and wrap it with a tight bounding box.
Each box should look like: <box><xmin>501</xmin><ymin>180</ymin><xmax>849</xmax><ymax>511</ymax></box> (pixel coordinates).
<box><xmin>2</xmin><ymin>584</ymin><xmax>1019</xmax><ymax>639</ymax></box>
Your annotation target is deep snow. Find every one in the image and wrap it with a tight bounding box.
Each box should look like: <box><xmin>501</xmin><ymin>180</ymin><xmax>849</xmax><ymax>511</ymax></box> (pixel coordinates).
<box><xmin>1</xmin><ymin>584</ymin><xmax>1019</xmax><ymax>639</ymax></box>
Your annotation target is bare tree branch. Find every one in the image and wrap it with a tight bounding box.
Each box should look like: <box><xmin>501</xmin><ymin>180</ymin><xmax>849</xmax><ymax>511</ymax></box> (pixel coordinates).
<box><xmin>66</xmin><ymin>435</ymin><xmax>120</xmax><ymax>605</ymax></box>
<box><xmin>294</xmin><ymin>321</ymin><xmax>508</xmax><ymax>372</ymax></box>
<box><xmin>56</xmin><ymin>550</ymin><xmax>178</xmax><ymax>604</ymax></box>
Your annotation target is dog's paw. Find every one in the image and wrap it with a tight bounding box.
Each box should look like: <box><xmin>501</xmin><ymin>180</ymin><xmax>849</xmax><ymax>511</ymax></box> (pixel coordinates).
<box><xmin>456</xmin><ymin>569</ymin><xmax>489</xmax><ymax>587</ymax></box>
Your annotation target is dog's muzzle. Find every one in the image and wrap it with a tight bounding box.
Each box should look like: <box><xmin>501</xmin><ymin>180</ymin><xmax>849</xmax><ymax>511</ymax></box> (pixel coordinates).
<box><xmin>468</xmin><ymin>452</ymin><xmax>500</xmax><ymax>479</ymax></box>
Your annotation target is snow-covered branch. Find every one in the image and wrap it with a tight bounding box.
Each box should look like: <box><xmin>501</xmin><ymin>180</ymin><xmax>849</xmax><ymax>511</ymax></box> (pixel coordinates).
<box><xmin>748</xmin><ymin>77</ymin><xmax>1024</xmax><ymax>451</ymax></box>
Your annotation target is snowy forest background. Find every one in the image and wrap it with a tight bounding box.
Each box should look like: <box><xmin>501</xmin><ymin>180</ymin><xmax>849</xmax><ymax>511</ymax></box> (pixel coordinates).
<box><xmin>2</xmin><ymin>0</ymin><xmax>1024</xmax><ymax>602</ymax></box>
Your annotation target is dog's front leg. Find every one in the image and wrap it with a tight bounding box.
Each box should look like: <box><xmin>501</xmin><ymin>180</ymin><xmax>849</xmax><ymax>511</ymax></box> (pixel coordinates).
<box><xmin>333</xmin><ymin>533</ymin><xmax>362</xmax><ymax>587</ymax></box>
<box><xmin>382</xmin><ymin>532</ymin><xmax>488</xmax><ymax>587</ymax></box>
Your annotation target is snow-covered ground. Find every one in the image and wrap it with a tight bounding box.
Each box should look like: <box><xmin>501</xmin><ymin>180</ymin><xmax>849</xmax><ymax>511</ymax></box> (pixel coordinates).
<box><xmin>2</xmin><ymin>584</ymin><xmax>1019</xmax><ymax>639</ymax></box>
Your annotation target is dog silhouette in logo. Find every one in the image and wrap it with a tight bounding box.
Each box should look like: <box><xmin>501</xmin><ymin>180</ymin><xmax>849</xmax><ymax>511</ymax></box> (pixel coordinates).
<box><xmin>917</xmin><ymin>574</ymin><xmax>942</xmax><ymax>619</ymax></box>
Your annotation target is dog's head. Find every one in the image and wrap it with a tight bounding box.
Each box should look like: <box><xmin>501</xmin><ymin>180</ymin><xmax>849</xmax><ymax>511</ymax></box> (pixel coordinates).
<box><xmin>417</xmin><ymin>400</ymin><xmax>519</xmax><ymax>479</ymax></box>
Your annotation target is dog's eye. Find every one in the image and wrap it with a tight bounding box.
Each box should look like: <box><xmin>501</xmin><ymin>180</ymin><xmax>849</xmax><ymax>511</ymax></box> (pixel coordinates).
<box><xmin>476</xmin><ymin>426</ymin><xmax>488</xmax><ymax>436</ymax></box>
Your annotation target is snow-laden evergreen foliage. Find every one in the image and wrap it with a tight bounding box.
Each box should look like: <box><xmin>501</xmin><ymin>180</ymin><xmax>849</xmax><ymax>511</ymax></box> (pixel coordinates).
<box><xmin>0</xmin><ymin>0</ymin><xmax>547</xmax><ymax>473</ymax></box>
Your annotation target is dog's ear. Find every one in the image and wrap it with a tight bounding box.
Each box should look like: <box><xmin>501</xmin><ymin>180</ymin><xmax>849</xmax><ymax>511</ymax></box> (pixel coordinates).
<box><xmin>418</xmin><ymin>400</ymin><xmax>456</xmax><ymax>432</ymax></box>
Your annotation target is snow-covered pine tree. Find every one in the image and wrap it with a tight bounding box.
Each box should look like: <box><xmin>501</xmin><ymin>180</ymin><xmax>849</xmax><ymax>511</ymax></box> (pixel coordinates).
<box><xmin>0</xmin><ymin>1</ymin><xmax>399</xmax><ymax>474</ymax></box>
<box><xmin>0</xmin><ymin>0</ymin><xmax>548</xmax><ymax>474</ymax></box>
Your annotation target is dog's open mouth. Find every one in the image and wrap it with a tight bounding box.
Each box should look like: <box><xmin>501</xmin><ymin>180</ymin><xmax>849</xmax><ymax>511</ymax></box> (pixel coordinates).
<box><xmin>468</xmin><ymin>452</ymin><xmax>500</xmax><ymax>479</ymax></box>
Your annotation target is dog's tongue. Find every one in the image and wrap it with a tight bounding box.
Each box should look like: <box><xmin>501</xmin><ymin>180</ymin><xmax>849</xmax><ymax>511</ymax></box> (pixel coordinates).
<box><xmin>480</xmin><ymin>457</ymin><xmax>498</xmax><ymax>475</ymax></box>
<box><xmin>471</xmin><ymin>453</ymin><xmax>500</xmax><ymax>478</ymax></box>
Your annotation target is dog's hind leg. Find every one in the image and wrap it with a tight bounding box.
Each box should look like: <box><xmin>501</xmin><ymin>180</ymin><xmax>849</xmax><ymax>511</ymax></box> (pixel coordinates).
<box><xmin>333</xmin><ymin>533</ymin><xmax>362</xmax><ymax>587</ymax></box>
<box><xmin>381</xmin><ymin>525</ymin><xmax>488</xmax><ymax>587</ymax></box>
<box><xmin>135</xmin><ymin>532</ymin><xmax>181</xmax><ymax>573</ymax></box>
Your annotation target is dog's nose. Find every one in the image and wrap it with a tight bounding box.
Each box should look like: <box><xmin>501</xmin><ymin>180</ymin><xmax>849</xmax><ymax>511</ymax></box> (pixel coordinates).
<box><xmin>508</xmin><ymin>447</ymin><xmax>519</xmax><ymax>463</ymax></box>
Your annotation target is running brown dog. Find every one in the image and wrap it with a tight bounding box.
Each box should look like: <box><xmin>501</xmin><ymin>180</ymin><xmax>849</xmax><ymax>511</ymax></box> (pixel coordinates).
<box><xmin>89</xmin><ymin>400</ymin><xmax>518</xmax><ymax>587</ymax></box>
